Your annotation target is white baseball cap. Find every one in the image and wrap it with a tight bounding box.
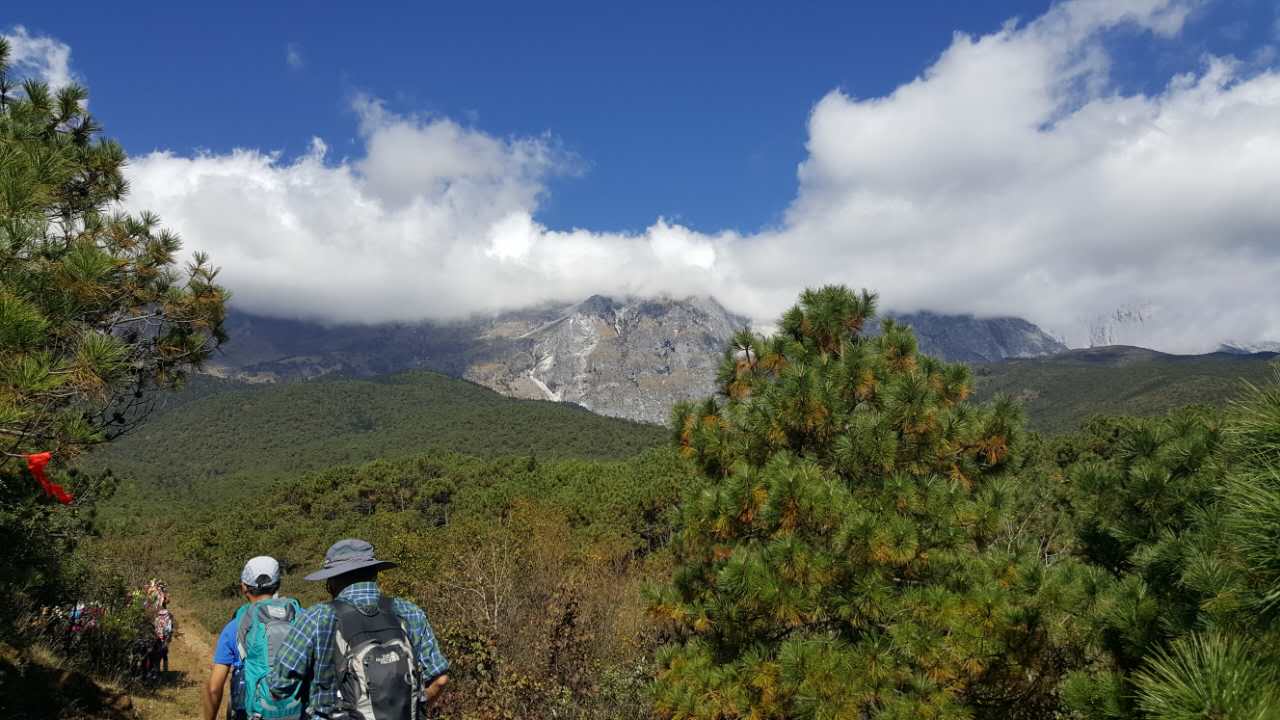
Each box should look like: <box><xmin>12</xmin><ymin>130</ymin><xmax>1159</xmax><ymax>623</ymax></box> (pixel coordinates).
<box><xmin>240</xmin><ymin>556</ymin><xmax>281</xmax><ymax>591</ymax></box>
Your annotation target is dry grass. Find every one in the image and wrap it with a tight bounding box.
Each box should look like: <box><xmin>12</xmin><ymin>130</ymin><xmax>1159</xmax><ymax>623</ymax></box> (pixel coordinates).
<box><xmin>0</xmin><ymin>641</ymin><xmax>133</xmax><ymax>719</ymax></box>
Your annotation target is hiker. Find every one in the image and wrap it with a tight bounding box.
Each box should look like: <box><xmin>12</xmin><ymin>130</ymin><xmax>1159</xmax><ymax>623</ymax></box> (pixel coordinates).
<box><xmin>153</xmin><ymin>598</ymin><xmax>174</xmax><ymax>674</ymax></box>
<box><xmin>203</xmin><ymin>556</ymin><xmax>305</xmax><ymax>720</ymax></box>
<box><xmin>269</xmin><ymin>538</ymin><xmax>450</xmax><ymax>719</ymax></box>
<box><xmin>145</xmin><ymin>578</ymin><xmax>168</xmax><ymax>610</ymax></box>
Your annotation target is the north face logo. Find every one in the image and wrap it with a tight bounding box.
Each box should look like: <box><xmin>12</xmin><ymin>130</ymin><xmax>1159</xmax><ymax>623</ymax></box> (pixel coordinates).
<box><xmin>375</xmin><ymin>650</ymin><xmax>401</xmax><ymax>665</ymax></box>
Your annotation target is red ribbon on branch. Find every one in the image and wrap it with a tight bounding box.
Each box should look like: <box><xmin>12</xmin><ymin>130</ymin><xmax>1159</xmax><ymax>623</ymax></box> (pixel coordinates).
<box><xmin>26</xmin><ymin>452</ymin><xmax>74</xmax><ymax>504</ymax></box>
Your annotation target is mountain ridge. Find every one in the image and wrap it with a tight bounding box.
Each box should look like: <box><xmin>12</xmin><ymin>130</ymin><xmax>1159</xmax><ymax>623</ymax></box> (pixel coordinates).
<box><xmin>973</xmin><ymin>346</ymin><xmax>1278</xmax><ymax>432</ymax></box>
<box><xmin>1219</xmin><ymin>340</ymin><xmax>1280</xmax><ymax>355</ymax></box>
<box><xmin>209</xmin><ymin>296</ymin><xmax>1071</xmax><ymax>423</ymax></box>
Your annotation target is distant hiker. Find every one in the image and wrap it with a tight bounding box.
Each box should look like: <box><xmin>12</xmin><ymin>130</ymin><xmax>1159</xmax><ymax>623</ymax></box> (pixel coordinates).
<box><xmin>146</xmin><ymin>578</ymin><xmax>169</xmax><ymax>610</ymax></box>
<box><xmin>203</xmin><ymin>556</ymin><xmax>305</xmax><ymax>720</ymax></box>
<box><xmin>269</xmin><ymin>538</ymin><xmax>450</xmax><ymax>719</ymax></box>
<box><xmin>153</xmin><ymin>600</ymin><xmax>174</xmax><ymax>673</ymax></box>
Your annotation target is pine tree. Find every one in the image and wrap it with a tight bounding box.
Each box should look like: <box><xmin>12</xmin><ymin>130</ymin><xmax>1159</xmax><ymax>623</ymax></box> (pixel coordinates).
<box><xmin>651</xmin><ymin>286</ymin><xmax>1069</xmax><ymax>719</ymax></box>
<box><xmin>1059</xmin><ymin>371</ymin><xmax>1280</xmax><ymax>719</ymax></box>
<box><xmin>0</xmin><ymin>38</ymin><xmax>227</xmax><ymax>631</ymax></box>
<box><xmin>0</xmin><ymin>37</ymin><xmax>227</xmax><ymax>466</ymax></box>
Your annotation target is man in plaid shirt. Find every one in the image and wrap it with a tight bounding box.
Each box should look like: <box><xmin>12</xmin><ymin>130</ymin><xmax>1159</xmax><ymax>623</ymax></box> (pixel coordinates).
<box><xmin>269</xmin><ymin>539</ymin><xmax>450</xmax><ymax>717</ymax></box>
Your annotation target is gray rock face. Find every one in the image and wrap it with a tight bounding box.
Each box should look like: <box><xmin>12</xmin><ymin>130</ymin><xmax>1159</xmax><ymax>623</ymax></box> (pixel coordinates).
<box><xmin>464</xmin><ymin>296</ymin><xmax>746</xmax><ymax>424</ymax></box>
<box><xmin>874</xmin><ymin>312</ymin><xmax>1069</xmax><ymax>363</ymax></box>
<box><xmin>210</xmin><ymin>300</ymin><xmax>1068</xmax><ymax>424</ymax></box>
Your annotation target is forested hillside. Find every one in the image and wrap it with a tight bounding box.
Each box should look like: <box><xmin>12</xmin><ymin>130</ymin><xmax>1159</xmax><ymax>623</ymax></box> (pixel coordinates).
<box><xmin>21</xmin><ymin>277</ymin><xmax>1280</xmax><ymax>719</ymax></box>
<box><xmin>86</xmin><ymin>371</ymin><xmax>666</xmax><ymax>506</ymax></box>
<box><xmin>91</xmin><ymin>343</ymin><xmax>1276</xmax><ymax>508</ymax></box>
<box><xmin>972</xmin><ymin>346</ymin><xmax>1277</xmax><ymax>432</ymax></box>
<box><xmin>112</xmin><ymin>289</ymin><xmax>1280</xmax><ymax>720</ymax></box>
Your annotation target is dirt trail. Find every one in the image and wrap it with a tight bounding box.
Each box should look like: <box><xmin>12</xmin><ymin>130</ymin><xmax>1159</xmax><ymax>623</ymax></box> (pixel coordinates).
<box><xmin>127</xmin><ymin>597</ymin><xmax>216</xmax><ymax>720</ymax></box>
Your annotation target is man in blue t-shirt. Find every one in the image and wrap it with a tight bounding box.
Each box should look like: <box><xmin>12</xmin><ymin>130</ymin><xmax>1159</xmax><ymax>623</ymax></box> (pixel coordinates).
<box><xmin>202</xmin><ymin>556</ymin><xmax>286</xmax><ymax>720</ymax></box>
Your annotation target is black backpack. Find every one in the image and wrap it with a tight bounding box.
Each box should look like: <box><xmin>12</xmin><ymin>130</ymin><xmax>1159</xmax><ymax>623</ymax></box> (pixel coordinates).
<box><xmin>331</xmin><ymin>597</ymin><xmax>422</xmax><ymax>720</ymax></box>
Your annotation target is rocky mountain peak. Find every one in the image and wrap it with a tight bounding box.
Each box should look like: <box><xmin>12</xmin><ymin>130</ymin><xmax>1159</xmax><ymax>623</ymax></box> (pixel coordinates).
<box><xmin>573</xmin><ymin>294</ymin><xmax>622</xmax><ymax>318</ymax></box>
<box><xmin>874</xmin><ymin>311</ymin><xmax>1069</xmax><ymax>363</ymax></box>
<box><xmin>463</xmin><ymin>295</ymin><xmax>747</xmax><ymax>424</ymax></box>
<box><xmin>211</xmin><ymin>297</ymin><xmax>1070</xmax><ymax>425</ymax></box>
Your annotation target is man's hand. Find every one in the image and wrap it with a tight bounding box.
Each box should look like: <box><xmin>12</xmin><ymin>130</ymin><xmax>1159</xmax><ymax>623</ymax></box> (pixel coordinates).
<box><xmin>425</xmin><ymin>674</ymin><xmax>449</xmax><ymax>704</ymax></box>
<box><xmin>202</xmin><ymin>663</ymin><xmax>230</xmax><ymax>720</ymax></box>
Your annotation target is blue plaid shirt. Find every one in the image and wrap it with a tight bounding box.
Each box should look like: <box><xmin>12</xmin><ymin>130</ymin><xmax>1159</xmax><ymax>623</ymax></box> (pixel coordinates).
<box><xmin>269</xmin><ymin>582</ymin><xmax>449</xmax><ymax>717</ymax></box>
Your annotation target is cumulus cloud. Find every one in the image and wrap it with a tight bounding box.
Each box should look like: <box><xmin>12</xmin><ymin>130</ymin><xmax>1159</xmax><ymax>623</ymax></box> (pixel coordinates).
<box><xmin>127</xmin><ymin>102</ymin><xmax>735</xmax><ymax>324</ymax></box>
<box><xmin>2</xmin><ymin>25</ymin><xmax>76</xmax><ymax>90</ymax></box>
<box><xmin>119</xmin><ymin>0</ymin><xmax>1280</xmax><ymax>352</ymax></box>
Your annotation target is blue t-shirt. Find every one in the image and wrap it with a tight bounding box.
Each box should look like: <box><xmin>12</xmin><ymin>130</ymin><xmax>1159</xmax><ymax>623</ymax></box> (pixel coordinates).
<box><xmin>214</xmin><ymin>616</ymin><xmax>241</xmax><ymax>667</ymax></box>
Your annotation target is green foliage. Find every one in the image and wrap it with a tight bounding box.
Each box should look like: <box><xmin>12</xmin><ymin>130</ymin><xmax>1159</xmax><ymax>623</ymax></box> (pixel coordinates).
<box><xmin>1221</xmin><ymin>374</ymin><xmax>1280</xmax><ymax>614</ymax></box>
<box><xmin>156</xmin><ymin>447</ymin><xmax>692</xmax><ymax>719</ymax></box>
<box><xmin>0</xmin><ymin>466</ymin><xmax>119</xmax><ymax>634</ymax></box>
<box><xmin>1058</xmin><ymin>366</ymin><xmax>1280</xmax><ymax>719</ymax></box>
<box><xmin>973</xmin><ymin>348</ymin><xmax>1276</xmax><ymax>434</ymax></box>
<box><xmin>1067</xmin><ymin>408</ymin><xmax>1222</xmax><ymax>576</ymax></box>
<box><xmin>651</xmin><ymin>286</ymin><xmax>1074</xmax><ymax>719</ymax></box>
<box><xmin>1133</xmin><ymin>633</ymin><xmax>1279</xmax><ymax>720</ymax></box>
<box><xmin>75</xmin><ymin>276</ymin><xmax>1277</xmax><ymax>718</ymax></box>
<box><xmin>0</xmin><ymin>37</ymin><xmax>225</xmax><ymax>686</ymax></box>
<box><xmin>172</xmin><ymin>448</ymin><xmax>684</xmax><ymax>607</ymax></box>
<box><xmin>0</xmin><ymin>41</ymin><xmax>226</xmax><ymax>463</ymax></box>
<box><xmin>86</xmin><ymin>371</ymin><xmax>667</xmax><ymax>509</ymax></box>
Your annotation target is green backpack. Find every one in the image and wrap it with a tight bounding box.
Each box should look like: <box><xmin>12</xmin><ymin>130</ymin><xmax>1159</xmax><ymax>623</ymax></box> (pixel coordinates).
<box><xmin>230</xmin><ymin>598</ymin><xmax>304</xmax><ymax>720</ymax></box>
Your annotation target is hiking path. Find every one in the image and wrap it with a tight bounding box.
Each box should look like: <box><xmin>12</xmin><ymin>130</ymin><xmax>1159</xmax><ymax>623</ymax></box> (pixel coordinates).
<box><xmin>126</xmin><ymin>592</ymin><xmax>214</xmax><ymax>720</ymax></box>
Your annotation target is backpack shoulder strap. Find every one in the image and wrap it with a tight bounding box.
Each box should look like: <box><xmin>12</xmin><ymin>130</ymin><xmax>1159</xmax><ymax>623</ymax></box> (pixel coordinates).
<box><xmin>377</xmin><ymin>595</ymin><xmax>398</xmax><ymax>619</ymax></box>
<box><xmin>328</xmin><ymin>599</ymin><xmax>359</xmax><ymax>672</ymax></box>
<box><xmin>379</xmin><ymin>596</ymin><xmax>414</xmax><ymax>637</ymax></box>
<box><xmin>330</xmin><ymin>598</ymin><xmax>362</xmax><ymax>625</ymax></box>
<box><xmin>234</xmin><ymin>602</ymin><xmax>256</xmax><ymax>659</ymax></box>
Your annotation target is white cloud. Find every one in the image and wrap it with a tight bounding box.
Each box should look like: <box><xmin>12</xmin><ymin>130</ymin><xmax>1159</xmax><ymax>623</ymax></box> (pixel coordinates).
<box><xmin>2</xmin><ymin>25</ymin><xmax>76</xmax><ymax>90</ymax></box>
<box><xmin>116</xmin><ymin>0</ymin><xmax>1280</xmax><ymax>352</ymax></box>
<box><xmin>126</xmin><ymin>106</ymin><xmax>736</xmax><ymax>324</ymax></box>
<box><xmin>286</xmin><ymin>43</ymin><xmax>304</xmax><ymax>70</ymax></box>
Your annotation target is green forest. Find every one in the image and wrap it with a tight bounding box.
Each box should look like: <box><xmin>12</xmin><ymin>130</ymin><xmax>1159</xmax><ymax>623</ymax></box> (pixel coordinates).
<box><xmin>80</xmin><ymin>296</ymin><xmax>1280</xmax><ymax>719</ymax></box>
<box><xmin>88</xmin><ymin>372</ymin><xmax>667</xmax><ymax>507</ymax></box>
<box><xmin>4</xmin><ymin>36</ymin><xmax>1280</xmax><ymax>720</ymax></box>
<box><xmin>971</xmin><ymin>347</ymin><xmax>1277</xmax><ymax>433</ymax></box>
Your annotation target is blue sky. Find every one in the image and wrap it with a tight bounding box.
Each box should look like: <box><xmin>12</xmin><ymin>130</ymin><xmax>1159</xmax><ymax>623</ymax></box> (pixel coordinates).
<box><xmin>5</xmin><ymin>1</ymin><xmax>1280</xmax><ymax>351</ymax></box>
<box><xmin>11</xmin><ymin>0</ymin><xmax>1277</xmax><ymax>233</ymax></box>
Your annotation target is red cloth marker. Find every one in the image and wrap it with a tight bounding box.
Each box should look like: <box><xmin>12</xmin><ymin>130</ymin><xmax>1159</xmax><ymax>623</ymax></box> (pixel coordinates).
<box><xmin>26</xmin><ymin>452</ymin><xmax>74</xmax><ymax>504</ymax></box>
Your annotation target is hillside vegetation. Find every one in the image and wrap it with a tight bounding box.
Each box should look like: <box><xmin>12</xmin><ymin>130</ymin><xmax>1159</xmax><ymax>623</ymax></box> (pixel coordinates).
<box><xmin>93</xmin><ymin>344</ymin><xmax>1277</xmax><ymax>505</ymax></box>
<box><xmin>0</xmin><ymin>40</ymin><xmax>233</xmax><ymax>717</ymax></box>
<box><xmin>86</xmin><ymin>371</ymin><xmax>666</xmax><ymax>505</ymax></box>
<box><xmin>90</xmin><ymin>446</ymin><xmax>692</xmax><ymax>719</ymax></box>
<box><xmin>19</xmin><ymin>40</ymin><xmax>1280</xmax><ymax>720</ymax></box>
<box><xmin>973</xmin><ymin>346</ymin><xmax>1277</xmax><ymax>432</ymax></box>
<box><xmin>121</xmin><ymin>290</ymin><xmax>1280</xmax><ymax>720</ymax></box>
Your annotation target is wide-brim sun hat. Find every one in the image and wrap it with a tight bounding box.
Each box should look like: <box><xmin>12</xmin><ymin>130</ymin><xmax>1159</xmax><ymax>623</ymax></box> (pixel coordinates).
<box><xmin>304</xmin><ymin>538</ymin><xmax>398</xmax><ymax>581</ymax></box>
